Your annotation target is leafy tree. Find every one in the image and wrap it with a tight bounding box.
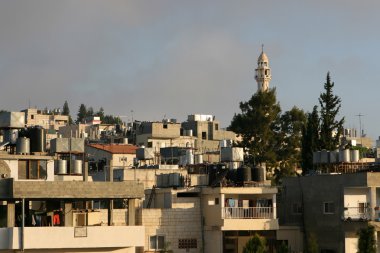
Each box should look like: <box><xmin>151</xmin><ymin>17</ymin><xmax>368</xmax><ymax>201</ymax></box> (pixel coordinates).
<box><xmin>306</xmin><ymin>233</ymin><xmax>319</xmax><ymax>253</ymax></box>
<box><xmin>76</xmin><ymin>104</ymin><xmax>87</xmax><ymax>124</ymax></box>
<box><xmin>319</xmin><ymin>72</ymin><xmax>344</xmax><ymax>150</ymax></box>
<box><xmin>86</xmin><ymin>107</ymin><xmax>94</xmax><ymax>118</ymax></box>
<box><xmin>95</xmin><ymin>107</ymin><xmax>105</xmax><ymax>121</ymax></box>
<box><xmin>357</xmin><ymin>225</ymin><xmax>376</xmax><ymax>253</ymax></box>
<box><xmin>243</xmin><ymin>233</ymin><xmax>267</xmax><ymax>253</ymax></box>
<box><xmin>301</xmin><ymin>106</ymin><xmax>320</xmax><ymax>174</ymax></box>
<box><xmin>62</xmin><ymin>100</ymin><xmax>73</xmax><ymax>124</ymax></box>
<box><xmin>277</xmin><ymin>241</ymin><xmax>289</xmax><ymax>253</ymax></box>
<box><xmin>62</xmin><ymin>101</ymin><xmax>70</xmax><ymax>115</ymax></box>
<box><xmin>230</xmin><ymin>88</ymin><xmax>281</xmax><ymax>166</ymax></box>
<box><xmin>276</xmin><ymin>106</ymin><xmax>306</xmax><ymax>172</ymax></box>
<box><xmin>102</xmin><ymin>115</ymin><xmax>122</xmax><ymax>125</ymax></box>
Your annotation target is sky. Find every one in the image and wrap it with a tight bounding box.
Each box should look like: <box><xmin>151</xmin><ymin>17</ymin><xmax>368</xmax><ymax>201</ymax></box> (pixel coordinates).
<box><xmin>1</xmin><ymin>0</ymin><xmax>380</xmax><ymax>141</ymax></box>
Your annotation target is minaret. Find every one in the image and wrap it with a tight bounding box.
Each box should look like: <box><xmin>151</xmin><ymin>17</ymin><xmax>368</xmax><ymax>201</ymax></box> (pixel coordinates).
<box><xmin>255</xmin><ymin>45</ymin><xmax>271</xmax><ymax>92</ymax></box>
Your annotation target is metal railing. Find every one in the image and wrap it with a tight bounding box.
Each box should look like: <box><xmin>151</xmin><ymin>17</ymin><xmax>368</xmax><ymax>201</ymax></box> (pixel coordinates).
<box><xmin>222</xmin><ymin>207</ymin><xmax>273</xmax><ymax>219</ymax></box>
<box><xmin>343</xmin><ymin>207</ymin><xmax>371</xmax><ymax>221</ymax></box>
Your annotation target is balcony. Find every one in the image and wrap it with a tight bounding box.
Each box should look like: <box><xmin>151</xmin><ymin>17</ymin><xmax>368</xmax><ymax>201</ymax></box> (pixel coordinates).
<box><xmin>0</xmin><ymin>226</ymin><xmax>144</xmax><ymax>250</ymax></box>
<box><xmin>343</xmin><ymin>207</ymin><xmax>371</xmax><ymax>221</ymax></box>
<box><xmin>221</xmin><ymin>207</ymin><xmax>278</xmax><ymax>231</ymax></box>
<box><xmin>222</xmin><ymin>207</ymin><xmax>274</xmax><ymax>219</ymax></box>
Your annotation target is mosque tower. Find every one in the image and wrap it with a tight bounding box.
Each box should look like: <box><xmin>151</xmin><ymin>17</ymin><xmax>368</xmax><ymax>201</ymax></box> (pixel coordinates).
<box><xmin>255</xmin><ymin>45</ymin><xmax>271</xmax><ymax>92</ymax></box>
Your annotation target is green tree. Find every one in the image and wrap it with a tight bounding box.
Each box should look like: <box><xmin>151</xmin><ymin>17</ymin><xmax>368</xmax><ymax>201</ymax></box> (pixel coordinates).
<box><xmin>319</xmin><ymin>72</ymin><xmax>344</xmax><ymax>150</ymax></box>
<box><xmin>277</xmin><ymin>241</ymin><xmax>289</xmax><ymax>253</ymax></box>
<box><xmin>95</xmin><ymin>107</ymin><xmax>105</xmax><ymax>121</ymax></box>
<box><xmin>62</xmin><ymin>100</ymin><xmax>73</xmax><ymax>124</ymax></box>
<box><xmin>76</xmin><ymin>104</ymin><xmax>87</xmax><ymax>124</ymax></box>
<box><xmin>357</xmin><ymin>225</ymin><xmax>376</xmax><ymax>253</ymax></box>
<box><xmin>229</xmin><ymin>89</ymin><xmax>281</xmax><ymax>166</ymax></box>
<box><xmin>301</xmin><ymin>106</ymin><xmax>320</xmax><ymax>174</ymax></box>
<box><xmin>243</xmin><ymin>233</ymin><xmax>267</xmax><ymax>253</ymax></box>
<box><xmin>306</xmin><ymin>233</ymin><xmax>319</xmax><ymax>253</ymax></box>
<box><xmin>86</xmin><ymin>107</ymin><xmax>94</xmax><ymax>118</ymax></box>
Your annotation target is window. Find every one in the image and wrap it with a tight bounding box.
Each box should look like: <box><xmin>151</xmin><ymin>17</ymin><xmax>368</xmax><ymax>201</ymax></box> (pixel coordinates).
<box><xmin>215</xmin><ymin>124</ymin><xmax>219</xmax><ymax>130</ymax></box>
<box><xmin>358</xmin><ymin>202</ymin><xmax>367</xmax><ymax>214</ymax></box>
<box><xmin>292</xmin><ymin>202</ymin><xmax>302</xmax><ymax>214</ymax></box>
<box><xmin>178</xmin><ymin>238</ymin><xmax>197</xmax><ymax>249</ymax></box>
<box><xmin>31</xmin><ymin>115</ymin><xmax>34</xmax><ymax>119</ymax></box>
<box><xmin>323</xmin><ymin>202</ymin><xmax>335</xmax><ymax>214</ymax></box>
<box><xmin>150</xmin><ymin>235</ymin><xmax>165</xmax><ymax>250</ymax></box>
<box><xmin>163</xmin><ymin>124</ymin><xmax>168</xmax><ymax>129</ymax></box>
<box><xmin>202</xmin><ymin>131</ymin><xmax>207</xmax><ymax>140</ymax></box>
<box><xmin>215</xmin><ymin>198</ymin><xmax>219</xmax><ymax>205</ymax></box>
<box><xmin>147</xmin><ymin>141</ymin><xmax>153</xmax><ymax>148</ymax></box>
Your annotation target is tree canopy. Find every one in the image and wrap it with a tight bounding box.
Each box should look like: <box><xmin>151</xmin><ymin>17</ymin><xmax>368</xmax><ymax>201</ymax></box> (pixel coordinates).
<box><xmin>230</xmin><ymin>88</ymin><xmax>281</xmax><ymax>166</ymax></box>
<box><xmin>357</xmin><ymin>225</ymin><xmax>376</xmax><ymax>253</ymax></box>
<box><xmin>242</xmin><ymin>234</ymin><xmax>267</xmax><ymax>253</ymax></box>
<box><xmin>318</xmin><ymin>72</ymin><xmax>344</xmax><ymax>150</ymax></box>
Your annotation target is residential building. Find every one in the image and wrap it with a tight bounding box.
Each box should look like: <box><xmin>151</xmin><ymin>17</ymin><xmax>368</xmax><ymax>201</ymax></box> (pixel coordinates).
<box><xmin>0</xmin><ymin>150</ymin><xmax>145</xmax><ymax>252</ymax></box>
<box><xmin>279</xmin><ymin>173</ymin><xmax>380</xmax><ymax>253</ymax></box>
<box><xmin>22</xmin><ymin>108</ymin><xmax>69</xmax><ymax>131</ymax></box>
<box><xmin>140</xmin><ymin>178</ymin><xmax>279</xmax><ymax>253</ymax></box>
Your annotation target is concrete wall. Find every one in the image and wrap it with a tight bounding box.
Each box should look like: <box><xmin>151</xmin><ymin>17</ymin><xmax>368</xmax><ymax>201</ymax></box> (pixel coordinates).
<box><xmin>0</xmin><ymin>226</ymin><xmax>144</xmax><ymax>250</ymax></box>
<box><xmin>140</xmin><ymin>208</ymin><xmax>202</xmax><ymax>253</ymax></box>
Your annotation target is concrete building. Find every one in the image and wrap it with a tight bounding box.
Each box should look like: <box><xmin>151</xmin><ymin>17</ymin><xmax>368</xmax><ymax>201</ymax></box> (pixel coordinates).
<box><xmin>86</xmin><ymin>144</ymin><xmax>138</xmax><ymax>176</ymax></box>
<box><xmin>140</xmin><ymin>181</ymin><xmax>279</xmax><ymax>253</ymax></box>
<box><xmin>22</xmin><ymin>108</ymin><xmax>69</xmax><ymax>131</ymax></box>
<box><xmin>0</xmin><ymin>151</ymin><xmax>145</xmax><ymax>252</ymax></box>
<box><xmin>279</xmin><ymin>173</ymin><xmax>380</xmax><ymax>253</ymax></box>
<box><xmin>181</xmin><ymin>114</ymin><xmax>237</xmax><ymax>153</ymax></box>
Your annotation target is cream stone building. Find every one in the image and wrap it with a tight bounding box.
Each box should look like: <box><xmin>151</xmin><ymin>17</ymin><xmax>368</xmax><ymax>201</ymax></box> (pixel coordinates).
<box><xmin>22</xmin><ymin>108</ymin><xmax>69</xmax><ymax>131</ymax></box>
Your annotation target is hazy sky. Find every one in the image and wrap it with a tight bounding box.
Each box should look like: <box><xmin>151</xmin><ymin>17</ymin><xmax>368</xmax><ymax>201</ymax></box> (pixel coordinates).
<box><xmin>1</xmin><ymin>1</ymin><xmax>380</xmax><ymax>141</ymax></box>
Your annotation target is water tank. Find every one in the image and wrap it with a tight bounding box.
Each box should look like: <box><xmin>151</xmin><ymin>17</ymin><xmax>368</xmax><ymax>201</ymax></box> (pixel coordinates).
<box><xmin>252</xmin><ymin>165</ymin><xmax>266</xmax><ymax>182</ymax></box>
<box><xmin>320</xmin><ymin>150</ymin><xmax>329</xmax><ymax>164</ymax></box>
<box><xmin>240</xmin><ymin>165</ymin><xmax>251</xmax><ymax>181</ymax></box>
<box><xmin>169</xmin><ymin>173</ymin><xmax>180</xmax><ymax>187</ymax></box>
<box><xmin>29</xmin><ymin>127</ymin><xmax>46</xmax><ymax>153</ymax></box>
<box><xmin>208</xmin><ymin>167</ymin><xmax>217</xmax><ymax>185</ymax></box>
<box><xmin>188</xmin><ymin>129</ymin><xmax>193</xmax><ymax>137</ymax></box>
<box><xmin>57</xmin><ymin>160</ymin><xmax>68</xmax><ymax>175</ymax></box>
<box><xmin>312</xmin><ymin>151</ymin><xmax>320</xmax><ymax>164</ymax></box>
<box><xmin>123</xmin><ymin>138</ymin><xmax>128</xmax><ymax>144</ymax></box>
<box><xmin>72</xmin><ymin>160</ymin><xmax>82</xmax><ymax>174</ymax></box>
<box><xmin>4</xmin><ymin>129</ymin><xmax>18</xmax><ymax>144</ymax></box>
<box><xmin>186</xmin><ymin>149</ymin><xmax>194</xmax><ymax>165</ymax></box>
<box><xmin>194</xmin><ymin>154</ymin><xmax>203</xmax><ymax>164</ymax></box>
<box><xmin>156</xmin><ymin>174</ymin><xmax>163</xmax><ymax>188</ymax></box>
<box><xmin>339</xmin><ymin>149</ymin><xmax>350</xmax><ymax>163</ymax></box>
<box><xmin>162</xmin><ymin>174</ymin><xmax>170</xmax><ymax>187</ymax></box>
<box><xmin>220</xmin><ymin>140</ymin><xmax>227</xmax><ymax>148</ymax></box>
<box><xmin>16</xmin><ymin>137</ymin><xmax>30</xmax><ymax>154</ymax></box>
<box><xmin>329</xmin><ymin>150</ymin><xmax>338</xmax><ymax>163</ymax></box>
<box><xmin>351</xmin><ymin>149</ymin><xmax>360</xmax><ymax>162</ymax></box>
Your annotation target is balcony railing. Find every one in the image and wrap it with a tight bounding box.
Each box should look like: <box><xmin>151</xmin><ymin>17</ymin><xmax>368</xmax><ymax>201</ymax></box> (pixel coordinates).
<box><xmin>343</xmin><ymin>207</ymin><xmax>371</xmax><ymax>221</ymax></box>
<box><xmin>222</xmin><ymin>207</ymin><xmax>273</xmax><ymax>219</ymax></box>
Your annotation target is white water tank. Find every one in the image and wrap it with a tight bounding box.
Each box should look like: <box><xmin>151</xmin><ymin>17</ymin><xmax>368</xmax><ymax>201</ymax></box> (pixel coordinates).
<box><xmin>351</xmin><ymin>149</ymin><xmax>360</xmax><ymax>162</ymax></box>
<box><xmin>72</xmin><ymin>160</ymin><xmax>82</xmax><ymax>174</ymax></box>
<box><xmin>186</xmin><ymin>149</ymin><xmax>194</xmax><ymax>165</ymax></box>
<box><xmin>339</xmin><ymin>149</ymin><xmax>350</xmax><ymax>163</ymax></box>
<box><xmin>57</xmin><ymin>160</ymin><xmax>67</xmax><ymax>174</ymax></box>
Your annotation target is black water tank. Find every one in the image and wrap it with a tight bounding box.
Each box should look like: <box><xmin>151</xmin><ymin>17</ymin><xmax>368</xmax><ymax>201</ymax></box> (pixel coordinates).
<box><xmin>208</xmin><ymin>166</ymin><xmax>217</xmax><ymax>185</ymax></box>
<box><xmin>29</xmin><ymin>127</ymin><xmax>46</xmax><ymax>153</ymax></box>
<box><xmin>252</xmin><ymin>165</ymin><xmax>266</xmax><ymax>182</ymax></box>
<box><xmin>237</xmin><ymin>165</ymin><xmax>251</xmax><ymax>182</ymax></box>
